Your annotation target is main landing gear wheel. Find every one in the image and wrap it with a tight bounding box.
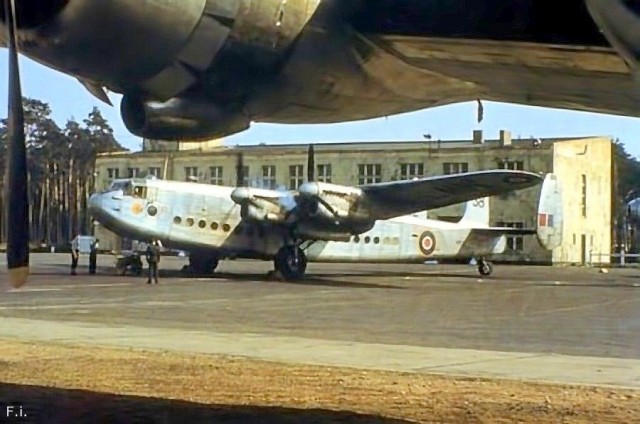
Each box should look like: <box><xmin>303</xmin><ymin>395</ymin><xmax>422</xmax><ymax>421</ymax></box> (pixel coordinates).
<box><xmin>274</xmin><ymin>245</ymin><xmax>307</xmax><ymax>281</ymax></box>
<box><xmin>477</xmin><ymin>260</ymin><xmax>493</xmax><ymax>276</ymax></box>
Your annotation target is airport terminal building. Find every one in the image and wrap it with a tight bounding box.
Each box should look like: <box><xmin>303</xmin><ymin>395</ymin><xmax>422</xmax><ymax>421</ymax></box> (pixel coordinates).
<box><xmin>94</xmin><ymin>131</ymin><xmax>614</xmax><ymax>265</ymax></box>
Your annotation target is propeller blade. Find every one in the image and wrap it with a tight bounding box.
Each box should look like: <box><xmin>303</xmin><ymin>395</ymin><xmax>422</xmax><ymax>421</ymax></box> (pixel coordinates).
<box><xmin>235</xmin><ymin>152</ymin><xmax>244</xmax><ymax>187</ymax></box>
<box><xmin>307</xmin><ymin>144</ymin><xmax>315</xmax><ymax>182</ymax></box>
<box><xmin>4</xmin><ymin>0</ymin><xmax>29</xmax><ymax>288</ymax></box>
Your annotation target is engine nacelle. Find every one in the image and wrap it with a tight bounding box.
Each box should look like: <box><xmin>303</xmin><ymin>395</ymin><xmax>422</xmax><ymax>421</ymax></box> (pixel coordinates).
<box><xmin>121</xmin><ymin>96</ymin><xmax>250</xmax><ymax>140</ymax></box>
<box><xmin>297</xmin><ymin>220</ymin><xmax>374</xmax><ymax>242</ymax></box>
<box><xmin>230</xmin><ymin>187</ymin><xmax>288</xmax><ymax>222</ymax></box>
<box><xmin>3</xmin><ymin>0</ymin><xmax>322</xmax><ymax>101</ymax></box>
<box><xmin>1</xmin><ymin>0</ymin><xmax>231</xmax><ymax>100</ymax></box>
<box><xmin>586</xmin><ymin>0</ymin><xmax>640</xmax><ymax>74</ymax></box>
<box><xmin>243</xmin><ymin>205</ymin><xmax>281</xmax><ymax>222</ymax></box>
<box><xmin>297</xmin><ymin>182</ymin><xmax>366</xmax><ymax>220</ymax></box>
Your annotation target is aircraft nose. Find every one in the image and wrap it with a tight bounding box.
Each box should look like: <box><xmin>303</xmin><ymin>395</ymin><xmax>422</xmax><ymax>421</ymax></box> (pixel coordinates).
<box><xmin>88</xmin><ymin>193</ymin><xmax>102</xmax><ymax>215</ymax></box>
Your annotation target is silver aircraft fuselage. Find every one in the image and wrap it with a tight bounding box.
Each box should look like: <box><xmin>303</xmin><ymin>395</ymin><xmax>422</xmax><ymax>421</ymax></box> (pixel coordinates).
<box><xmin>89</xmin><ymin>178</ymin><xmax>505</xmax><ymax>263</ymax></box>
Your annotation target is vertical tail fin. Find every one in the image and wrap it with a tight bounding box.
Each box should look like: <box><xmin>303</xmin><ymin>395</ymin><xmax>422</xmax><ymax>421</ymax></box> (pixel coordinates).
<box><xmin>536</xmin><ymin>174</ymin><xmax>563</xmax><ymax>249</ymax></box>
<box><xmin>461</xmin><ymin>197</ymin><xmax>490</xmax><ymax>226</ymax></box>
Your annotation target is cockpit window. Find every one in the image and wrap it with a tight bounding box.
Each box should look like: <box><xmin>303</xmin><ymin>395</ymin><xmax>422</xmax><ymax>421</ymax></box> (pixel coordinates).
<box><xmin>106</xmin><ymin>181</ymin><xmax>129</xmax><ymax>193</ymax></box>
<box><xmin>103</xmin><ymin>180</ymin><xmax>147</xmax><ymax>198</ymax></box>
<box><xmin>133</xmin><ymin>186</ymin><xmax>147</xmax><ymax>199</ymax></box>
<box><xmin>123</xmin><ymin>183</ymin><xmax>134</xmax><ymax>196</ymax></box>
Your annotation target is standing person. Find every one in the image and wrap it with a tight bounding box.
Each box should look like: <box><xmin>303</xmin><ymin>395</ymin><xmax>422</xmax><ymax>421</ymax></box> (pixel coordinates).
<box><xmin>70</xmin><ymin>236</ymin><xmax>79</xmax><ymax>276</ymax></box>
<box><xmin>88</xmin><ymin>239</ymin><xmax>99</xmax><ymax>274</ymax></box>
<box><xmin>145</xmin><ymin>240</ymin><xmax>161</xmax><ymax>284</ymax></box>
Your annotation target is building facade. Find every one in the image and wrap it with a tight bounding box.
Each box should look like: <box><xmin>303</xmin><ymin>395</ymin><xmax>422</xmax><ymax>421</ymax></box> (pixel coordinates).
<box><xmin>94</xmin><ymin>132</ymin><xmax>614</xmax><ymax>264</ymax></box>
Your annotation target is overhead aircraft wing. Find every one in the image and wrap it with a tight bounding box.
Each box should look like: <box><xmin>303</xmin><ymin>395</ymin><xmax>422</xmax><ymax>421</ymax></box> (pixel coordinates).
<box><xmin>357</xmin><ymin>34</ymin><xmax>639</xmax><ymax>118</ymax></box>
<box><xmin>349</xmin><ymin>1</ymin><xmax>640</xmax><ymax>117</ymax></box>
<box><xmin>360</xmin><ymin>170</ymin><xmax>542</xmax><ymax>220</ymax></box>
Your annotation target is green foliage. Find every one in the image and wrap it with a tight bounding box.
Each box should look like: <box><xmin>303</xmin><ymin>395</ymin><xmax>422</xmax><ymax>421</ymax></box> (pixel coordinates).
<box><xmin>0</xmin><ymin>97</ymin><xmax>128</xmax><ymax>244</ymax></box>
<box><xmin>0</xmin><ymin>99</ymin><xmax>127</xmax><ymax>170</ymax></box>
<box><xmin>613</xmin><ymin>139</ymin><xmax>640</xmax><ymax>201</ymax></box>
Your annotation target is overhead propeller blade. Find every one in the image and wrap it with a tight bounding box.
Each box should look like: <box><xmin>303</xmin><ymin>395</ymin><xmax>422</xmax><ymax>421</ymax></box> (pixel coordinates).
<box><xmin>235</xmin><ymin>152</ymin><xmax>244</xmax><ymax>187</ymax></box>
<box><xmin>307</xmin><ymin>144</ymin><xmax>315</xmax><ymax>182</ymax></box>
<box><xmin>4</xmin><ymin>0</ymin><xmax>30</xmax><ymax>288</ymax></box>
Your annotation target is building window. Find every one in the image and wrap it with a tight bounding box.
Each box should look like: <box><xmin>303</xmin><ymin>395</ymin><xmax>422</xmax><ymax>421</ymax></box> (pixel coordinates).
<box><xmin>500</xmin><ymin>160</ymin><xmax>524</xmax><ymax>171</ymax></box>
<box><xmin>581</xmin><ymin>174</ymin><xmax>587</xmax><ymax>217</ymax></box>
<box><xmin>317</xmin><ymin>164</ymin><xmax>332</xmax><ymax>183</ymax></box>
<box><xmin>498</xmin><ymin>221</ymin><xmax>524</xmax><ymax>251</ymax></box>
<box><xmin>127</xmin><ymin>167</ymin><xmax>140</xmax><ymax>178</ymax></box>
<box><xmin>240</xmin><ymin>166</ymin><xmax>250</xmax><ymax>186</ymax></box>
<box><xmin>443</xmin><ymin>162</ymin><xmax>469</xmax><ymax>175</ymax></box>
<box><xmin>289</xmin><ymin>165</ymin><xmax>304</xmax><ymax>190</ymax></box>
<box><xmin>261</xmin><ymin>165</ymin><xmax>276</xmax><ymax>189</ymax></box>
<box><xmin>107</xmin><ymin>168</ymin><xmax>120</xmax><ymax>180</ymax></box>
<box><xmin>210</xmin><ymin>166</ymin><xmax>223</xmax><ymax>185</ymax></box>
<box><xmin>358</xmin><ymin>164</ymin><xmax>382</xmax><ymax>185</ymax></box>
<box><xmin>148</xmin><ymin>167</ymin><xmax>162</xmax><ymax>178</ymax></box>
<box><xmin>185</xmin><ymin>167</ymin><xmax>198</xmax><ymax>182</ymax></box>
<box><xmin>400</xmin><ymin>163</ymin><xmax>424</xmax><ymax>180</ymax></box>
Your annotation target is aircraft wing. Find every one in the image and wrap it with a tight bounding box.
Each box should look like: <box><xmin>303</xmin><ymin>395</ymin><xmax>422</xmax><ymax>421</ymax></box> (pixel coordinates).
<box><xmin>349</xmin><ymin>1</ymin><xmax>640</xmax><ymax>118</ymax></box>
<box><xmin>360</xmin><ymin>170</ymin><xmax>542</xmax><ymax>220</ymax></box>
<box><xmin>357</xmin><ymin>34</ymin><xmax>639</xmax><ymax>118</ymax></box>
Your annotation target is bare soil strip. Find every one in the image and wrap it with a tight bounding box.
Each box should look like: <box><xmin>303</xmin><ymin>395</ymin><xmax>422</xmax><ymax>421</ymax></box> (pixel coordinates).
<box><xmin>0</xmin><ymin>339</ymin><xmax>638</xmax><ymax>423</ymax></box>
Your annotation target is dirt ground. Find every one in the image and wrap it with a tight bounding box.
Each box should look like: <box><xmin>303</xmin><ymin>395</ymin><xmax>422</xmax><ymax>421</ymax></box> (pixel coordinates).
<box><xmin>0</xmin><ymin>339</ymin><xmax>638</xmax><ymax>423</ymax></box>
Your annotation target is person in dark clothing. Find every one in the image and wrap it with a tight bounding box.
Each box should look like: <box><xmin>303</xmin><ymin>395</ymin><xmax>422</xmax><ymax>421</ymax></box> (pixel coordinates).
<box><xmin>70</xmin><ymin>248</ymin><xmax>79</xmax><ymax>275</ymax></box>
<box><xmin>145</xmin><ymin>240</ymin><xmax>161</xmax><ymax>284</ymax></box>
<box><xmin>88</xmin><ymin>239</ymin><xmax>99</xmax><ymax>274</ymax></box>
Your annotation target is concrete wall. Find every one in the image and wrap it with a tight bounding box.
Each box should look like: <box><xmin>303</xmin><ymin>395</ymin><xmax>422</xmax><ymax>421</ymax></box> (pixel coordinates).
<box><xmin>551</xmin><ymin>138</ymin><xmax>613</xmax><ymax>264</ymax></box>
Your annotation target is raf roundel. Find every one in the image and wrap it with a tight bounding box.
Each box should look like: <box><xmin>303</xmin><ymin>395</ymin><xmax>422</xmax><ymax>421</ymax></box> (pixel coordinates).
<box><xmin>418</xmin><ymin>231</ymin><xmax>436</xmax><ymax>256</ymax></box>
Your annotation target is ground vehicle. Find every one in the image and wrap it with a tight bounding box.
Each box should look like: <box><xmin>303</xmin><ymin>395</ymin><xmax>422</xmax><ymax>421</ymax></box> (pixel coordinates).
<box><xmin>115</xmin><ymin>252</ymin><xmax>143</xmax><ymax>276</ymax></box>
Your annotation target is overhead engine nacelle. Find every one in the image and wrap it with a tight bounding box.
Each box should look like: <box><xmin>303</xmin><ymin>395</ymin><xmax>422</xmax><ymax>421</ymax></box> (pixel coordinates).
<box><xmin>0</xmin><ymin>0</ymin><xmax>235</xmax><ymax>100</ymax></box>
<box><xmin>121</xmin><ymin>96</ymin><xmax>250</xmax><ymax>140</ymax></box>
<box><xmin>1</xmin><ymin>0</ymin><xmax>322</xmax><ymax>105</ymax></box>
<box><xmin>586</xmin><ymin>0</ymin><xmax>640</xmax><ymax>76</ymax></box>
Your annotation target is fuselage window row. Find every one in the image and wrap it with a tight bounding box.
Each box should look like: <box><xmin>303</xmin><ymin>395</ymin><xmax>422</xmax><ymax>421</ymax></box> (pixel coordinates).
<box><xmin>172</xmin><ymin>216</ymin><xmax>232</xmax><ymax>233</ymax></box>
<box><xmin>171</xmin><ymin>215</ymin><xmax>401</xmax><ymax>244</ymax></box>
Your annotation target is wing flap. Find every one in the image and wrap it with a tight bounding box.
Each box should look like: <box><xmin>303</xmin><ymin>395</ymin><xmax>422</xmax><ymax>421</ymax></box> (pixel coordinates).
<box><xmin>362</xmin><ymin>170</ymin><xmax>542</xmax><ymax>220</ymax></box>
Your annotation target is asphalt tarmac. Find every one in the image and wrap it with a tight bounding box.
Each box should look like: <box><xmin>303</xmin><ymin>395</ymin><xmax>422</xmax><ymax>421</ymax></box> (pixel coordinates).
<box><xmin>1</xmin><ymin>253</ymin><xmax>640</xmax><ymax>388</ymax></box>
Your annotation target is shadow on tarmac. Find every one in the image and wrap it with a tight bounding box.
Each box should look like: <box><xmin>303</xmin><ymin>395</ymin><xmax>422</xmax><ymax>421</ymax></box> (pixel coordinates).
<box><xmin>0</xmin><ymin>383</ymin><xmax>411</xmax><ymax>424</ymax></box>
<box><xmin>27</xmin><ymin>266</ymin><xmax>407</xmax><ymax>290</ymax></box>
